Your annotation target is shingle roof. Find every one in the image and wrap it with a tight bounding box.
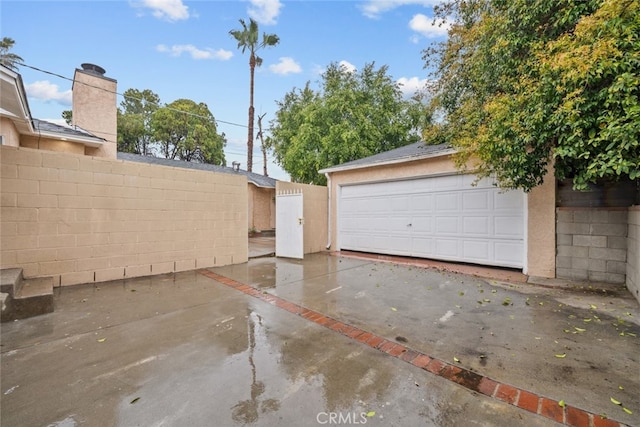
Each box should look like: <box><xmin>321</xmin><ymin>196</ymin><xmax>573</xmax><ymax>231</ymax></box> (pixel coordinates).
<box><xmin>32</xmin><ymin>119</ymin><xmax>105</xmax><ymax>143</ymax></box>
<box><xmin>318</xmin><ymin>142</ymin><xmax>454</xmax><ymax>174</ymax></box>
<box><xmin>117</xmin><ymin>152</ymin><xmax>277</xmax><ymax>188</ymax></box>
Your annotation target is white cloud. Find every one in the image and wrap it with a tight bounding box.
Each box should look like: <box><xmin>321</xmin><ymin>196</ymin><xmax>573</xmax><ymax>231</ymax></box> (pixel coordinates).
<box><xmin>397</xmin><ymin>76</ymin><xmax>429</xmax><ymax>96</ymax></box>
<box><xmin>409</xmin><ymin>13</ymin><xmax>451</xmax><ymax>38</ymax></box>
<box><xmin>25</xmin><ymin>81</ymin><xmax>72</xmax><ymax>105</ymax></box>
<box><xmin>156</xmin><ymin>44</ymin><xmax>233</xmax><ymax>60</ymax></box>
<box><xmin>360</xmin><ymin>0</ymin><xmax>440</xmax><ymax>19</ymax></box>
<box><xmin>269</xmin><ymin>57</ymin><xmax>302</xmax><ymax>75</ymax></box>
<box><xmin>137</xmin><ymin>0</ymin><xmax>189</xmax><ymax>21</ymax></box>
<box><xmin>338</xmin><ymin>60</ymin><xmax>357</xmax><ymax>73</ymax></box>
<box><xmin>248</xmin><ymin>0</ymin><xmax>282</xmax><ymax>25</ymax></box>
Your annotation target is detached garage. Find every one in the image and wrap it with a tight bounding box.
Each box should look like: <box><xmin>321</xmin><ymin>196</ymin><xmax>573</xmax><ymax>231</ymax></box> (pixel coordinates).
<box><xmin>320</xmin><ymin>142</ymin><xmax>557</xmax><ymax>278</ymax></box>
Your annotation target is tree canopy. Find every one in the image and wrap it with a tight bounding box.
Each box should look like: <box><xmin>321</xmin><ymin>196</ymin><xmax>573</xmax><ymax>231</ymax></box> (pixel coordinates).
<box><xmin>117</xmin><ymin>88</ymin><xmax>160</xmax><ymax>156</ymax></box>
<box><xmin>0</xmin><ymin>37</ymin><xmax>23</xmax><ymax>71</ymax></box>
<box><xmin>150</xmin><ymin>98</ymin><xmax>226</xmax><ymax>165</ymax></box>
<box><xmin>423</xmin><ymin>0</ymin><xmax>639</xmax><ymax>191</ymax></box>
<box><xmin>268</xmin><ymin>62</ymin><xmax>429</xmax><ymax>184</ymax></box>
<box><xmin>116</xmin><ymin>89</ymin><xmax>226</xmax><ymax>166</ymax></box>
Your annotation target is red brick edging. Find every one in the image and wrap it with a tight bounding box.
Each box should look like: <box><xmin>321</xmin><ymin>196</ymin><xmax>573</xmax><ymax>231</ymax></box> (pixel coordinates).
<box><xmin>198</xmin><ymin>269</ymin><xmax>626</xmax><ymax>427</ymax></box>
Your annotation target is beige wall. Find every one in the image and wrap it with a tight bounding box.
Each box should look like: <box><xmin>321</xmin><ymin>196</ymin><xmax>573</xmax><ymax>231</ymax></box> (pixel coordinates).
<box><xmin>248</xmin><ymin>185</ymin><xmax>275</xmax><ymax>231</ymax></box>
<box><xmin>326</xmin><ymin>155</ymin><xmax>556</xmax><ymax>278</ymax></box>
<box><xmin>21</xmin><ymin>135</ymin><xmax>86</xmax><ymax>155</ymax></box>
<box><xmin>628</xmin><ymin>206</ymin><xmax>640</xmax><ymax>304</ymax></box>
<box><xmin>0</xmin><ymin>118</ymin><xmax>20</xmax><ymax>147</ymax></box>
<box><xmin>276</xmin><ymin>181</ymin><xmax>328</xmax><ymax>254</ymax></box>
<box><xmin>0</xmin><ymin>146</ymin><xmax>247</xmax><ymax>286</ymax></box>
<box><xmin>72</xmin><ymin>69</ymin><xmax>117</xmax><ymax>159</ymax></box>
<box><xmin>526</xmin><ymin>166</ymin><xmax>557</xmax><ymax>278</ymax></box>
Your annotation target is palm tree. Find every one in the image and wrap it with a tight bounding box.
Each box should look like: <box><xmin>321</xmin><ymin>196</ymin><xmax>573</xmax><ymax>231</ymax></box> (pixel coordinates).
<box><xmin>229</xmin><ymin>18</ymin><xmax>279</xmax><ymax>172</ymax></box>
<box><xmin>0</xmin><ymin>37</ymin><xmax>23</xmax><ymax>71</ymax></box>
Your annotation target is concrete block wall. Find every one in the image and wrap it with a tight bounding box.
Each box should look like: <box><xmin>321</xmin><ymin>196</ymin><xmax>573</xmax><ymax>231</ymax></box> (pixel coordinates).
<box><xmin>627</xmin><ymin>207</ymin><xmax>639</xmax><ymax>303</ymax></box>
<box><xmin>0</xmin><ymin>146</ymin><xmax>248</xmax><ymax>286</ymax></box>
<box><xmin>556</xmin><ymin>207</ymin><xmax>628</xmax><ymax>284</ymax></box>
<box><xmin>276</xmin><ymin>182</ymin><xmax>328</xmax><ymax>254</ymax></box>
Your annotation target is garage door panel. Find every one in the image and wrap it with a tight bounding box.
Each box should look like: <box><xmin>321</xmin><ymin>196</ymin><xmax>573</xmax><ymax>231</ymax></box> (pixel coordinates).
<box><xmin>338</xmin><ymin>174</ymin><xmax>524</xmax><ymax>268</ymax></box>
<box><xmin>463</xmin><ymin>216</ymin><xmax>490</xmax><ymax>235</ymax></box>
<box><xmin>463</xmin><ymin>240</ymin><xmax>491</xmax><ymax>262</ymax></box>
<box><xmin>435</xmin><ymin>193</ymin><xmax>459</xmax><ymax>211</ymax></box>
<box><xmin>463</xmin><ymin>191</ymin><xmax>490</xmax><ymax>210</ymax></box>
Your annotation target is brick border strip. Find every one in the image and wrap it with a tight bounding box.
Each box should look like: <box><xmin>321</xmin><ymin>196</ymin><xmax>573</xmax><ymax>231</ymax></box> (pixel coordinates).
<box><xmin>199</xmin><ymin>269</ymin><xmax>625</xmax><ymax>427</ymax></box>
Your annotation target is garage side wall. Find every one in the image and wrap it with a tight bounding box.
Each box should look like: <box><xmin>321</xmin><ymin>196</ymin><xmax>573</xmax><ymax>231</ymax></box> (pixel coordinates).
<box><xmin>1</xmin><ymin>146</ymin><xmax>248</xmax><ymax>286</ymax></box>
<box><xmin>276</xmin><ymin>181</ymin><xmax>327</xmax><ymax>254</ymax></box>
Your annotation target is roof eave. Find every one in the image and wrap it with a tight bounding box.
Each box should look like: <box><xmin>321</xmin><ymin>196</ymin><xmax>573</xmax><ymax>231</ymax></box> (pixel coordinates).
<box><xmin>35</xmin><ymin>130</ymin><xmax>104</xmax><ymax>148</ymax></box>
<box><xmin>319</xmin><ymin>148</ymin><xmax>457</xmax><ymax>174</ymax></box>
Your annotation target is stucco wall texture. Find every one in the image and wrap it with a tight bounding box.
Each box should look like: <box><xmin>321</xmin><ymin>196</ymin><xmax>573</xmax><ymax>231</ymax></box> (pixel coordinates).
<box><xmin>0</xmin><ymin>146</ymin><xmax>247</xmax><ymax>286</ymax></box>
<box><xmin>248</xmin><ymin>185</ymin><xmax>275</xmax><ymax>231</ymax></box>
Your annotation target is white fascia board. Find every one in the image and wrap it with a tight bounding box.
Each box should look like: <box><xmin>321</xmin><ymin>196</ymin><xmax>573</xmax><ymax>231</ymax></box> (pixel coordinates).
<box><xmin>319</xmin><ymin>148</ymin><xmax>457</xmax><ymax>174</ymax></box>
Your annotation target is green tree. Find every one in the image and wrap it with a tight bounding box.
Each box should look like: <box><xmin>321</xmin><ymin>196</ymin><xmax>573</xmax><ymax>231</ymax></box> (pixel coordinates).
<box><xmin>229</xmin><ymin>18</ymin><xmax>280</xmax><ymax>172</ymax></box>
<box><xmin>150</xmin><ymin>99</ymin><xmax>226</xmax><ymax>165</ymax></box>
<box><xmin>0</xmin><ymin>37</ymin><xmax>23</xmax><ymax>71</ymax></box>
<box><xmin>117</xmin><ymin>89</ymin><xmax>160</xmax><ymax>155</ymax></box>
<box><xmin>423</xmin><ymin>0</ymin><xmax>639</xmax><ymax>191</ymax></box>
<box><xmin>268</xmin><ymin>62</ymin><xmax>427</xmax><ymax>184</ymax></box>
<box><xmin>62</xmin><ymin>110</ymin><xmax>72</xmax><ymax>126</ymax></box>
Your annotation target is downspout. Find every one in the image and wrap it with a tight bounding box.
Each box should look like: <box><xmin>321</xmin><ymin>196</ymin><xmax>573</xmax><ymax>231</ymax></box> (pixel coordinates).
<box><xmin>325</xmin><ymin>173</ymin><xmax>332</xmax><ymax>250</ymax></box>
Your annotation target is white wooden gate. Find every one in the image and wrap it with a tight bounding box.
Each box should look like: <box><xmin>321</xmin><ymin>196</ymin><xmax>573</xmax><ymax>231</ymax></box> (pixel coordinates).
<box><xmin>276</xmin><ymin>190</ymin><xmax>304</xmax><ymax>259</ymax></box>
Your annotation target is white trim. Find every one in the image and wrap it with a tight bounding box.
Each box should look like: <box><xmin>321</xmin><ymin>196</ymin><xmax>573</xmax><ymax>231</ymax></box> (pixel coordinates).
<box><xmin>35</xmin><ymin>130</ymin><xmax>104</xmax><ymax>147</ymax></box>
<box><xmin>319</xmin><ymin>148</ymin><xmax>456</xmax><ymax>174</ymax></box>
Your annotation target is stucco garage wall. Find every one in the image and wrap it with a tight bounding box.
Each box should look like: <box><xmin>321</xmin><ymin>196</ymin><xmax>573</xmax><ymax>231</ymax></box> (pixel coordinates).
<box><xmin>326</xmin><ymin>155</ymin><xmax>556</xmax><ymax>278</ymax></box>
<box><xmin>248</xmin><ymin>184</ymin><xmax>275</xmax><ymax>231</ymax></box>
<box><xmin>276</xmin><ymin>181</ymin><xmax>328</xmax><ymax>254</ymax></box>
<box><xmin>0</xmin><ymin>146</ymin><xmax>247</xmax><ymax>286</ymax></box>
<box><xmin>627</xmin><ymin>207</ymin><xmax>639</xmax><ymax>303</ymax></box>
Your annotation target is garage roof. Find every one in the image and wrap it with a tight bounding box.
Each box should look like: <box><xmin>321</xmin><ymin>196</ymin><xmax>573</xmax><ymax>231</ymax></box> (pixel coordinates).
<box><xmin>319</xmin><ymin>142</ymin><xmax>454</xmax><ymax>174</ymax></box>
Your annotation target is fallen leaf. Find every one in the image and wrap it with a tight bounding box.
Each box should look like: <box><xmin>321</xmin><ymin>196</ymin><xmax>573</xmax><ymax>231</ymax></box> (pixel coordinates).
<box><xmin>618</xmin><ymin>385</ymin><xmax>624</xmax><ymax>390</ymax></box>
<box><xmin>610</xmin><ymin>397</ymin><xmax>621</xmax><ymax>405</ymax></box>
<box><xmin>555</xmin><ymin>353</ymin><xmax>566</xmax><ymax>358</ymax></box>
<box><xmin>590</xmin><ymin>304</ymin><xmax>597</xmax><ymax>309</ymax></box>
<box><xmin>502</xmin><ymin>297</ymin><xmax>511</xmax><ymax>306</ymax></box>
<box><xmin>453</xmin><ymin>357</ymin><xmax>460</xmax><ymax>363</ymax></box>
<box><xmin>97</xmin><ymin>338</ymin><xmax>106</xmax><ymax>343</ymax></box>
<box><xmin>574</xmin><ymin>327</ymin><xmax>586</xmax><ymax>332</ymax></box>
<box><xmin>626</xmin><ymin>332</ymin><xmax>636</xmax><ymax>337</ymax></box>
<box><xmin>483</xmin><ymin>298</ymin><xmax>491</xmax><ymax>303</ymax></box>
<box><xmin>459</xmin><ymin>291</ymin><xmax>465</xmax><ymax>296</ymax></box>
<box><xmin>391</xmin><ymin>307</ymin><xmax>397</xmax><ymax>311</ymax></box>
<box><xmin>130</xmin><ymin>397</ymin><xmax>140</xmax><ymax>404</ymax></box>
<box><xmin>623</xmin><ymin>407</ymin><xmax>633</xmax><ymax>415</ymax></box>
<box><xmin>584</xmin><ymin>318</ymin><xmax>592</xmax><ymax>323</ymax></box>
<box><xmin>366</xmin><ymin>411</ymin><xmax>376</xmax><ymax>417</ymax></box>
<box><xmin>558</xmin><ymin>400</ymin><xmax>565</xmax><ymax>408</ymax></box>
<box><xmin>491</xmin><ymin>289</ymin><xmax>497</xmax><ymax>294</ymax></box>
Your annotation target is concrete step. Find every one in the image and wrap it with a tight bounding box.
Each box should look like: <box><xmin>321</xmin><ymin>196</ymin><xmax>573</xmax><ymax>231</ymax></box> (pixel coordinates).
<box><xmin>1</xmin><ymin>269</ymin><xmax>54</xmax><ymax>322</ymax></box>
<box><xmin>0</xmin><ymin>268</ymin><xmax>23</xmax><ymax>295</ymax></box>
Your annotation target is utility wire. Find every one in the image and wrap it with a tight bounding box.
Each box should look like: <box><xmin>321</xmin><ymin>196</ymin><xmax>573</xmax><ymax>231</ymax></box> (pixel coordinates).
<box><xmin>17</xmin><ymin>61</ymin><xmax>249</xmax><ymax>129</ymax></box>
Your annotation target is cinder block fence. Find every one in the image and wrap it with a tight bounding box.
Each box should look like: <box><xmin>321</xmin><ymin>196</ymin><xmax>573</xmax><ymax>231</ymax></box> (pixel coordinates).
<box><xmin>0</xmin><ymin>146</ymin><xmax>248</xmax><ymax>286</ymax></box>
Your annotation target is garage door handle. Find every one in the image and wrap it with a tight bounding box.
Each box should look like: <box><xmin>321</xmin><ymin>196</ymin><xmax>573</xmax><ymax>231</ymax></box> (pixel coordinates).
<box><xmin>407</xmin><ymin>223</ymin><xmax>412</xmax><ymax>227</ymax></box>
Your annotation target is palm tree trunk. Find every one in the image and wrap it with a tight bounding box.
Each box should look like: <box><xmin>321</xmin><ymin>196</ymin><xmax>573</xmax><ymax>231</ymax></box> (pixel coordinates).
<box><xmin>248</xmin><ymin>54</ymin><xmax>256</xmax><ymax>172</ymax></box>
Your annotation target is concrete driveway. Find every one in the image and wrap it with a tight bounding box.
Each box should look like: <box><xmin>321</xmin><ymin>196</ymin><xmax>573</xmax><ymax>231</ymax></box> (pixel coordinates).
<box><xmin>2</xmin><ymin>253</ymin><xmax>639</xmax><ymax>426</ymax></box>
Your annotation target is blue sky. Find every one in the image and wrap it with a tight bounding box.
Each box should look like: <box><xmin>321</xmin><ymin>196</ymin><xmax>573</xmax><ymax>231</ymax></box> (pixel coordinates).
<box><xmin>2</xmin><ymin>0</ymin><xmax>448</xmax><ymax>180</ymax></box>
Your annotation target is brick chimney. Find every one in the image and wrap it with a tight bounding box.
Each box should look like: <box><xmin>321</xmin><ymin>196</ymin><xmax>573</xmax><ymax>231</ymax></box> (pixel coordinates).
<box><xmin>72</xmin><ymin>63</ymin><xmax>117</xmax><ymax>158</ymax></box>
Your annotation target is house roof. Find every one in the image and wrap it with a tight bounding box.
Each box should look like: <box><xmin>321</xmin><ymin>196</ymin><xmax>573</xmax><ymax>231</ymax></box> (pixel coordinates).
<box><xmin>1</xmin><ymin>64</ymin><xmax>104</xmax><ymax>147</ymax></box>
<box><xmin>117</xmin><ymin>152</ymin><xmax>278</xmax><ymax>189</ymax></box>
<box><xmin>318</xmin><ymin>142</ymin><xmax>455</xmax><ymax>174</ymax></box>
<box><xmin>32</xmin><ymin>119</ymin><xmax>105</xmax><ymax>147</ymax></box>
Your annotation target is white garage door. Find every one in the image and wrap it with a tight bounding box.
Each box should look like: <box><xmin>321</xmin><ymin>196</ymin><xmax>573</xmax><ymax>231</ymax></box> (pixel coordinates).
<box><xmin>338</xmin><ymin>174</ymin><xmax>525</xmax><ymax>268</ymax></box>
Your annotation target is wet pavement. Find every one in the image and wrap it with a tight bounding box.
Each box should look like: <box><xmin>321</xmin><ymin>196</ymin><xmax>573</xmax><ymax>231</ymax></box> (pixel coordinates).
<box><xmin>1</xmin><ymin>253</ymin><xmax>639</xmax><ymax>426</ymax></box>
<box><xmin>249</xmin><ymin>237</ymin><xmax>275</xmax><ymax>259</ymax></box>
